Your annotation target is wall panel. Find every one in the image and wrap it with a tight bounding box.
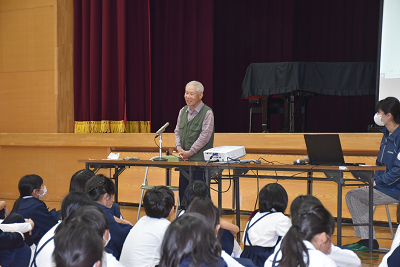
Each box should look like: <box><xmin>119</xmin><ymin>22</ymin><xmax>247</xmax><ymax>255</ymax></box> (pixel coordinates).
<box><xmin>0</xmin><ymin>71</ymin><xmax>56</xmax><ymax>132</ymax></box>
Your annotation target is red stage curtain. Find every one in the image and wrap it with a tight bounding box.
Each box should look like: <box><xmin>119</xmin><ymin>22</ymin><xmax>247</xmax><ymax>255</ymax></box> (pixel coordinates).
<box><xmin>149</xmin><ymin>0</ymin><xmax>214</xmax><ymax>132</ymax></box>
<box><xmin>74</xmin><ymin>0</ymin><xmax>151</xmax><ymax>133</ymax></box>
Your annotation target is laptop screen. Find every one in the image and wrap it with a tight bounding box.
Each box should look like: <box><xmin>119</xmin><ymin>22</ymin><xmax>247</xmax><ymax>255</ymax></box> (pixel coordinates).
<box><xmin>304</xmin><ymin>134</ymin><xmax>345</xmax><ymax>165</ymax></box>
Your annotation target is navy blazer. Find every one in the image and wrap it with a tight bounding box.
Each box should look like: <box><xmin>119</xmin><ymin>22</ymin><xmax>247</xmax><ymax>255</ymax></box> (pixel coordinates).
<box><xmin>16</xmin><ymin>197</ymin><xmax>59</xmax><ymax>244</ymax></box>
<box><xmin>0</xmin><ymin>230</ymin><xmax>24</xmax><ymax>250</ymax></box>
<box><xmin>94</xmin><ymin>202</ymin><xmax>132</xmax><ymax>260</ymax></box>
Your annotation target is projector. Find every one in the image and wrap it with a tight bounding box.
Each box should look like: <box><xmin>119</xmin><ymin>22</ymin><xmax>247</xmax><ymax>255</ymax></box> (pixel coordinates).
<box><xmin>203</xmin><ymin>146</ymin><xmax>246</xmax><ymax>162</ymax></box>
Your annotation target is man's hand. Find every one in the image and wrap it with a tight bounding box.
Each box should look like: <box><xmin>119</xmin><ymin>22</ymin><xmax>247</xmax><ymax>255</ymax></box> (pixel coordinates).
<box><xmin>179</xmin><ymin>150</ymin><xmax>191</xmax><ymax>161</ymax></box>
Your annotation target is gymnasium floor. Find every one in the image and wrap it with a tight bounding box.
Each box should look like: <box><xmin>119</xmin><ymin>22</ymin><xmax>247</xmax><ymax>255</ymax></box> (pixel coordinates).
<box><xmin>123</xmin><ymin>205</ymin><xmax>394</xmax><ymax>267</ymax></box>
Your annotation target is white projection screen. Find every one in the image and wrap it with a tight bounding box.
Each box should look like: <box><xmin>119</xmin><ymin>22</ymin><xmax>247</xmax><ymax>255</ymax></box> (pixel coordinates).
<box><xmin>377</xmin><ymin>0</ymin><xmax>400</xmax><ymax>101</ymax></box>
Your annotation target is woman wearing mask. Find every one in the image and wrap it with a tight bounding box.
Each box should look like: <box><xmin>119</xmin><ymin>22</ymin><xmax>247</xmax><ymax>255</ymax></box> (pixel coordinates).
<box><xmin>345</xmin><ymin>96</ymin><xmax>400</xmax><ymax>251</ymax></box>
<box><xmin>11</xmin><ymin>174</ymin><xmax>59</xmax><ymax>245</ymax></box>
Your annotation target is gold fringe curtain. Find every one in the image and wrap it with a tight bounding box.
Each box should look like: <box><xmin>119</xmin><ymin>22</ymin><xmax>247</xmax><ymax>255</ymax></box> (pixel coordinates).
<box><xmin>74</xmin><ymin>121</ymin><xmax>151</xmax><ymax>133</ymax></box>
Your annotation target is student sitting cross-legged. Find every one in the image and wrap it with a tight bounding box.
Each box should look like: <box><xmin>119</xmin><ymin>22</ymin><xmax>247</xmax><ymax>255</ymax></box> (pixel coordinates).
<box><xmin>119</xmin><ymin>186</ymin><xmax>175</xmax><ymax>267</ymax></box>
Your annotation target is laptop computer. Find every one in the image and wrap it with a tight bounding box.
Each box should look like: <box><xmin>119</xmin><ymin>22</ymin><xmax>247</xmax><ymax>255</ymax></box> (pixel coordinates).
<box><xmin>304</xmin><ymin>134</ymin><xmax>359</xmax><ymax>166</ymax></box>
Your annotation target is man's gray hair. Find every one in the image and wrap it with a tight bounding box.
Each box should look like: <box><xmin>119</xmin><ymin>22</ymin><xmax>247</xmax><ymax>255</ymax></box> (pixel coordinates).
<box><xmin>186</xmin><ymin>81</ymin><xmax>204</xmax><ymax>94</ymax></box>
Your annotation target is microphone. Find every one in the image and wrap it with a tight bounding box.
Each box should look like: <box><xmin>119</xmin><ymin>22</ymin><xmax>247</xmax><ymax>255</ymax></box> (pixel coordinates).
<box><xmin>293</xmin><ymin>157</ymin><xmax>309</xmax><ymax>165</ymax></box>
<box><xmin>155</xmin><ymin>122</ymin><xmax>169</xmax><ymax>138</ymax></box>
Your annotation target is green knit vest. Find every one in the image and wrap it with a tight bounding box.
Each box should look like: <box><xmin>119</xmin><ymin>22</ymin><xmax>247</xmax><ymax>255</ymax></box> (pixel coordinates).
<box><xmin>179</xmin><ymin>105</ymin><xmax>214</xmax><ymax>162</ymax></box>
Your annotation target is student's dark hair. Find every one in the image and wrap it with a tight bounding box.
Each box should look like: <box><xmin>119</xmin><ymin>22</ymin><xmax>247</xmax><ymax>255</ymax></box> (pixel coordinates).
<box><xmin>86</xmin><ymin>174</ymin><xmax>116</xmax><ymax>202</ymax></box>
<box><xmin>277</xmin><ymin>202</ymin><xmax>335</xmax><ymax>267</ymax></box>
<box><xmin>181</xmin><ymin>180</ymin><xmax>210</xmax><ymax>210</ymax></box>
<box><xmin>56</xmin><ymin>205</ymin><xmax>109</xmax><ymax>237</ymax></box>
<box><xmin>11</xmin><ymin>174</ymin><xmax>43</xmax><ymax>213</ymax></box>
<box><xmin>187</xmin><ymin>197</ymin><xmax>220</xmax><ymax>228</ymax></box>
<box><xmin>159</xmin><ymin>213</ymin><xmax>221</xmax><ymax>267</ymax></box>
<box><xmin>290</xmin><ymin>195</ymin><xmax>322</xmax><ymax>218</ymax></box>
<box><xmin>69</xmin><ymin>169</ymin><xmax>95</xmax><ymax>193</ymax></box>
<box><xmin>60</xmin><ymin>192</ymin><xmax>94</xmax><ymax>220</ymax></box>
<box><xmin>376</xmin><ymin>96</ymin><xmax>400</xmax><ymax>124</ymax></box>
<box><xmin>53</xmin><ymin>222</ymin><xmax>103</xmax><ymax>267</ymax></box>
<box><xmin>259</xmin><ymin>183</ymin><xmax>288</xmax><ymax>213</ymax></box>
<box><xmin>143</xmin><ymin>186</ymin><xmax>175</xmax><ymax>218</ymax></box>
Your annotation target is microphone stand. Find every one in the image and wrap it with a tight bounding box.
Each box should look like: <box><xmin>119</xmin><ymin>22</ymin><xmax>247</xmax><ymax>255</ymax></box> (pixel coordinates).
<box><xmin>153</xmin><ymin>132</ymin><xmax>167</xmax><ymax>161</ymax></box>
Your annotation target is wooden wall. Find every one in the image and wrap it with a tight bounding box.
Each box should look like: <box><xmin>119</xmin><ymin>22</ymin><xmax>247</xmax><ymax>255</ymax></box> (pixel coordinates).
<box><xmin>1</xmin><ymin>132</ymin><xmax>395</xmax><ymax>225</ymax></box>
<box><xmin>0</xmin><ymin>0</ymin><xmax>73</xmax><ymax>133</ymax></box>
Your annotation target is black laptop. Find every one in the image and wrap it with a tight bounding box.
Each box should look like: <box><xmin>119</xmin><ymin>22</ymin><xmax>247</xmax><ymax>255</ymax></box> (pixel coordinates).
<box><xmin>304</xmin><ymin>134</ymin><xmax>357</xmax><ymax>166</ymax></box>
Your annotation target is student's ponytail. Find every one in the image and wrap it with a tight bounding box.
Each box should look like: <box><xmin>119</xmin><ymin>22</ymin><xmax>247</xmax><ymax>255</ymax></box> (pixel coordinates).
<box><xmin>11</xmin><ymin>174</ymin><xmax>43</xmax><ymax>213</ymax></box>
<box><xmin>278</xmin><ymin>225</ymin><xmax>309</xmax><ymax>267</ymax></box>
<box><xmin>275</xmin><ymin>202</ymin><xmax>335</xmax><ymax>267</ymax></box>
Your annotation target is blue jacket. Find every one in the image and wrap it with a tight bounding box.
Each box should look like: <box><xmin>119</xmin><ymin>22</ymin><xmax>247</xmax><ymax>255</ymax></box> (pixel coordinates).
<box><xmin>94</xmin><ymin>202</ymin><xmax>132</xmax><ymax>260</ymax></box>
<box><xmin>15</xmin><ymin>197</ymin><xmax>59</xmax><ymax>244</ymax></box>
<box><xmin>0</xmin><ymin>230</ymin><xmax>24</xmax><ymax>250</ymax></box>
<box><xmin>374</xmin><ymin>126</ymin><xmax>400</xmax><ymax>200</ymax></box>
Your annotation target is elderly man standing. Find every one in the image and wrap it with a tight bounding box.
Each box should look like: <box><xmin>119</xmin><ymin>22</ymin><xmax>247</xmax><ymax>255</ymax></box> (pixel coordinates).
<box><xmin>174</xmin><ymin>81</ymin><xmax>215</xmax><ymax>201</ymax></box>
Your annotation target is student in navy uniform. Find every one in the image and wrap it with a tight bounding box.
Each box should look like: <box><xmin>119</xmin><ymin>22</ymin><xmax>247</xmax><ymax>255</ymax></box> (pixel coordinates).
<box><xmin>69</xmin><ymin>169</ymin><xmax>131</xmax><ymax>226</ymax></box>
<box><xmin>187</xmin><ymin>197</ymin><xmax>255</xmax><ymax>267</ymax></box>
<box><xmin>179</xmin><ymin>180</ymin><xmax>240</xmax><ymax>256</ymax></box>
<box><xmin>159</xmin><ymin>212</ymin><xmax>227</xmax><ymax>267</ymax></box>
<box><xmin>0</xmin><ymin>220</ymin><xmax>32</xmax><ymax>267</ymax></box>
<box><xmin>240</xmin><ymin>183</ymin><xmax>291</xmax><ymax>267</ymax></box>
<box><xmin>11</xmin><ymin>174</ymin><xmax>58</xmax><ymax>245</ymax></box>
<box><xmin>86</xmin><ymin>174</ymin><xmax>132</xmax><ymax>260</ymax></box>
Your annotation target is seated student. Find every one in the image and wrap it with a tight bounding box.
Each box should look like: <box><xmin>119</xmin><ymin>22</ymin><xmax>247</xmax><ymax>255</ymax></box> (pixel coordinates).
<box><xmin>264</xmin><ymin>202</ymin><xmax>336</xmax><ymax>267</ymax></box>
<box><xmin>30</xmin><ymin>192</ymin><xmax>94</xmax><ymax>267</ymax></box>
<box><xmin>53</xmin><ymin>222</ymin><xmax>103</xmax><ymax>267</ymax></box>
<box><xmin>0</xmin><ymin>200</ymin><xmax>10</xmax><ymax>219</ymax></box>
<box><xmin>241</xmin><ymin>183</ymin><xmax>291</xmax><ymax>267</ymax></box>
<box><xmin>0</xmin><ymin>213</ymin><xmax>34</xmax><ymax>267</ymax></box>
<box><xmin>11</xmin><ymin>174</ymin><xmax>59</xmax><ymax>245</ymax></box>
<box><xmin>86</xmin><ymin>174</ymin><xmax>132</xmax><ymax>260</ymax></box>
<box><xmin>187</xmin><ymin>197</ymin><xmax>255</xmax><ymax>267</ymax></box>
<box><xmin>0</xmin><ymin>230</ymin><xmax>29</xmax><ymax>267</ymax></box>
<box><xmin>70</xmin><ymin>169</ymin><xmax>131</xmax><ymax>226</ymax></box>
<box><xmin>180</xmin><ymin>180</ymin><xmax>241</xmax><ymax>257</ymax></box>
<box><xmin>55</xmin><ymin>205</ymin><xmax>125</xmax><ymax>267</ymax></box>
<box><xmin>159</xmin><ymin>212</ymin><xmax>227</xmax><ymax>267</ymax></box>
<box><xmin>379</xmin><ymin>197</ymin><xmax>400</xmax><ymax>267</ymax></box>
<box><xmin>120</xmin><ymin>186</ymin><xmax>175</xmax><ymax>267</ymax></box>
<box><xmin>286</xmin><ymin>195</ymin><xmax>361</xmax><ymax>267</ymax></box>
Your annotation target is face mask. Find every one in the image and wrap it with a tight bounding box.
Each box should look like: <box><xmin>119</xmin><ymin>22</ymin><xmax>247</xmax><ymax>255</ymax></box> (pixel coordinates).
<box><xmin>103</xmin><ymin>232</ymin><xmax>111</xmax><ymax>247</ymax></box>
<box><xmin>38</xmin><ymin>185</ymin><xmax>47</xmax><ymax>199</ymax></box>
<box><xmin>374</xmin><ymin>113</ymin><xmax>388</xmax><ymax>126</ymax></box>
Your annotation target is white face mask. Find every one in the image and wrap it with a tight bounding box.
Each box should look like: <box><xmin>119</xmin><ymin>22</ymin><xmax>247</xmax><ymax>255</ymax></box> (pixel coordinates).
<box><xmin>38</xmin><ymin>185</ymin><xmax>47</xmax><ymax>199</ymax></box>
<box><xmin>374</xmin><ymin>113</ymin><xmax>388</xmax><ymax>126</ymax></box>
<box><xmin>103</xmin><ymin>232</ymin><xmax>111</xmax><ymax>247</ymax></box>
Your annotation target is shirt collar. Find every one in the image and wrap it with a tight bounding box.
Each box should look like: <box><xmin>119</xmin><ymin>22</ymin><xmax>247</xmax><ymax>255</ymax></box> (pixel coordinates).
<box><xmin>186</xmin><ymin>101</ymin><xmax>204</xmax><ymax>113</ymax></box>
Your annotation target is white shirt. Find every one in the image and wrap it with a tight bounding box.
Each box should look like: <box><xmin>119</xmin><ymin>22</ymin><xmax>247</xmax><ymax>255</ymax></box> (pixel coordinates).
<box><xmin>221</xmin><ymin>250</ymin><xmax>244</xmax><ymax>267</ymax></box>
<box><xmin>264</xmin><ymin>240</ymin><xmax>337</xmax><ymax>267</ymax></box>
<box><xmin>242</xmin><ymin>212</ymin><xmax>291</xmax><ymax>247</ymax></box>
<box><xmin>380</xmin><ymin>227</ymin><xmax>400</xmax><ymax>267</ymax></box>
<box><xmin>119</xmin><ymin>216</ymin><xmax>170</xmax><ymax>267</ymax></box>
<box><xmin>103</xmin><ymin>251</ymin><xmax>125</xmax><ymax>267</ymax></box>
<box><xmin>273</xmin><ymin>238</ymin><xmax>360</xmax><ymax>267</ymax></box>
<box><xmin>30</xmin><ymin>222</ymin><xmax>60</xmax><ymax>267</ymax></box>
<box><xmin>0</xmin><ymin>220</ymin><xmax>33</xmax><ymax>233</ymax></box>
